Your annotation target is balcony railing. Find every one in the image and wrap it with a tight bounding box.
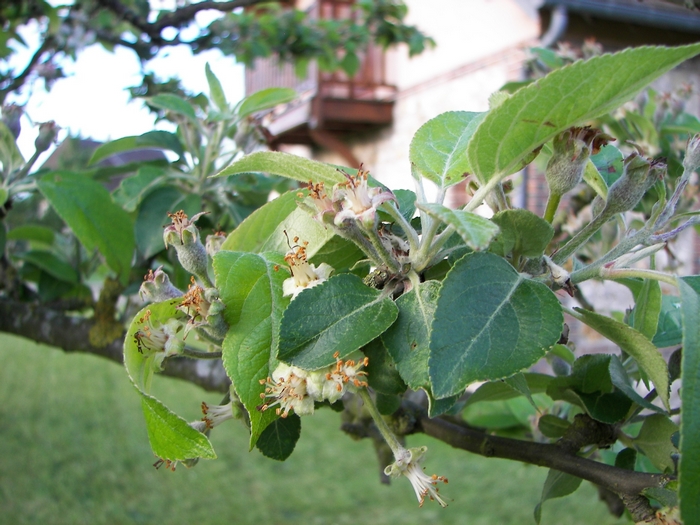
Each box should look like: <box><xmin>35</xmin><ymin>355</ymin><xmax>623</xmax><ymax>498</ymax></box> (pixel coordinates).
<box><xmin>244</xmin><ymin>0</ymin><xmax>397</xmax><ymax>151</ymax></box>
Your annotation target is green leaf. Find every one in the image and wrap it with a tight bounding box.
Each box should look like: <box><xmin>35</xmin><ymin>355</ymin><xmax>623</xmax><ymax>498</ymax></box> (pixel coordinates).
<box><xmin>468</xmin><ymin>44</ymin><xmax>700</xmax><ymax>183</ymax></box>
<box><xmin>464</xmin><ymin>374</ymin><xmax>552</xmax><ymax>407</ymax></box>
<box><xmin>678</xmin><ymin>276</ymin><xmax>700</xmax><ymax>522</ymax></box>
<box><xmin>643</xmin><ymin>487</ymin><xmax>678</xmax><ymax>508</ymax></box>
<box><xmin>379</xmin><ymin>280</ymin><xmax>459</xmax><ymax>416</ymax></box>
<box><xmin>135</xmin><ymin>186</ymin><xmax>200</xmax><ymax>258</ymax></box>
<box><xmin>205</xmin><ymin>62</ymin><xmax>228</xmax><ymax>111</ymax></box>
<box><xmin>255</xmin><ymin>414</ymin><xmax>301</xmax><ymax>461</ymax></box>
<box><xmin>615</xmin><ymin>447</ymin><xmax>637</xmax><ymax>470</ymax></box>
<box><xmin>141</xmin><ymin>395</ymin><xmax>216</xmax><ymax>462</ymax></box>
<box><xmin>571</xmin><ymin>307</ymin><xmax>670</xmax><ymax>410</ymax></box>
<box><xmin>393</xmin><ymin>189</ymin><xmax>417</xmax><ymax>223</ymax></box>
<box><xmin>489</xmin><ymin>209</ymin><xmax>554</xmax><ymax>259</ymax></box>
<box><xmin>17</xmin><ymin>250</ymin><xmax>78</xmax><ymax>283</ymax></box>
<box><xmin>362</xmin><ymin>337</ymin><xmax>406</xmax><ymax>396</ymax></box>
<box><xmin>237</xmin><ymin>88</ymin><xmax>297</xmax><ymax>119</ymax></box>
<box><xmin>112</xmin><ymin>166</ymin><xmax>166</xmax><ymax>212</ymax></box>
<box><xmin>382</xmin><ymin>280</ymin><xmax>440</xmax><ymax>391</ymax></box>
<box><xmin>123</xmin><ymin>300</ymin><xmax>184</xmax><ymax>392</ymax></box>
<box><xmin>278</xmin><ymin>274</ymin><xmax>399</xmax><ymax>370</ymax></box>
<box><xmin>661</xmin><ymin>112</ymin><xmax>700</xmax><ymax>135</ymax></box>
<box><xmin>221</xmin><ymin>191</ymin><xmax>299</xmax><ymax>252</ymax></box>
<box><xmin>7</xmin><ymin>224</ymin><xmax>54</xmax><ymax>245</ymax></box>
<box><xmin>214</xmin><ymin>151</ymin><xmax>347</xmax><ymax>186</ymax></box>
<box><xmin>430</xmin><ymin>252</ymin><xmax>562</xmax><ymax>398</ymax></box>
<box><xmin>0</xmin><ymin>121</ymin><xmax>24</xmax><ymax>172</ymax></box>
<box><xmin>653</xmin><ymin>295</ymin><xmax>683</xmax><ymax>348</ymax></box>
<box><xmin>214</xmin><ymin>251</ymin><xmax>289</xmax><ymax>448</ymax></box>
<box><xmin>503</xmin><ymin>372</ymin><xmax>537</xmax><ymax>411</ymax></box>
<box><xmin>583</xmin><ymin>159</ymin><xmax>609</xmax><ymax>200</ymax></box>
<box><xmin>608</xmin><ymin>355</ymin><xmax>663</xmax><ymax>414</ymax></box>
<box><xmin>221</xmin><ymin>190</ymin><xmax>334</xmax><ymax>260</ymax></box>
<box><xmin>534</xmin><ymin>470</ymin><xmax>583</xmax><ymax>524</ymax></box>
<box><xmin>308</xmin><ymin>236</ymin><xmax>365</xmax><ymax>273</ymax></box>
<box><xmin>89</xmin><ymin>131</ymin><xmax>183</xmax><ymax>165</ymax></box>
<box><xmin>409</xmin><ymin>111</ymin><xmax>485</xmax><ymax>189</ymax></box>
<box><xmin>577</xmin><ymin>389</ymin><xmax>633</xmax><ymax>424</ymax></box>
<box><xmin>630</xmin><ymin>278</ymin><xmax>662</xmax><ymax>341</ymax></box>
<box><xmin>463</xmin><ymin>395</ymin><xmax>546</xmax><ymax>429</ymax></box>
<box><xmin>538</xmin><ymin>414</ymin><xmax>570</xmax><ymax>438</ymax></box>
<box><xmin>122</xmin><ymin>301</ymin><xmax>211</xmax><ymax>462</ymax></box>
<box><xmin>146</xmin><ymin>94</ymin><xmax>198</xmax><ymax>121</ymax></box>
<box><xmin>416</xmin><ymin>203</ymin><xmax>499</xmax><ymax>251</ymax></box>
<box><xmin>37</xmin><ymin>171</ymin><xmax>135</xmax><ymax>285</ymax></box>
<box><xmin>634</xmin><ymin>414</ymin><xmax>678</xmax><ymax>473</ymax></box>
<box><xmin>584</xmin><ymin>144</ymin><xmax>624</xmax><ymax>198</ymax></box>
<box><xmin>570</xmin><ymin>354</ymin><xmax>615</xmax><ymax>394</ymax></box>
<box><xmin>547</xmin><ymin>355</ymin><xmax>634</xmax><ymax>423</ymax></box>
<box><xmin>340</xmin><ymin>51</ymin><xmax>360</xmax><ymax>77</ymax></box>
<box><xmin>375</xmin><ymin>392</ymin><xmax>402</xmax><ymax>415</ymax></box>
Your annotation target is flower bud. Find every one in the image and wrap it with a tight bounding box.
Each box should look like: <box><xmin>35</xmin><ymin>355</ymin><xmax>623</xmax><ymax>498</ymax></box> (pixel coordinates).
<box><xmin>163</xmin><ymin>211</ymin><xmax>209</xmax><ymax>280</ymax></box>
<box><xmin>1</xmin><ymin>104</ymin><xmax>23</xmax><ymax>139</ymax></box>
<box><xmin>133</xmin><ymin>311</ymin><xmax>185</xmax><ymax>371</ymax></box>
<box><xmin>139</xmin><ymin>266</ymin><xmax>182</xmax><ymax>302</ymax></box>
<box><xmin>545</xmin><ymin>127</ymin><xmax>612</xmax><ymax>196</ymax></box>
<box><xmin>684</xmin><ymin>134</ymin><xmax>700</xmax><ymax>173</ymax></box>
<box><xmin>174</xmin><ymin>278</ymin><xmax>228</xmax><ymax>340</ymax></box>
<box><xmin>602</xmin><ymin>154</ymin><xmax>663</xmax><ymax>216</ymax></box>
<box><xmin>34</xmin><ymin>121</ymin><xmax>59</xmax><ymax>153</ymax></box>
<box><xmin>205</xmin><ymin>231</ymin><xmax>227</xmax><ymax>257</ymax></box>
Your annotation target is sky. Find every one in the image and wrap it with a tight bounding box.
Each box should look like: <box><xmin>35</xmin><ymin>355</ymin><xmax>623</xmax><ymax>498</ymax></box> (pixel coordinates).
<box><xmin>6</xmin><ymin>16</ymin><xmax>245</xmax><ymax>161</ymax></box>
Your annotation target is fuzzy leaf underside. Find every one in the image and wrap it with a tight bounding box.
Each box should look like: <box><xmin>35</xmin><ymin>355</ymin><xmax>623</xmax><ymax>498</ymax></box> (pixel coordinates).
<box><xmin>214</xmin><ymin>151</ymin><xmax>347</xmax><ymax>186</ymax></box>
<box><xmin>467</xmin><ymin>44</ymin><xmax>700</xmax><ymax>184</ymax></box>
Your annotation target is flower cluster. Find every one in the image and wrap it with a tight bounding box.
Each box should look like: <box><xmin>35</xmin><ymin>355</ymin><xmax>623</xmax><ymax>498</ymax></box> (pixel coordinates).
<box><xmin>177</xmin><ymin>277</ymin><xmax>211</xmax><ymax>337</ymax></box>
<box><xmin>163</xmin><ymin>210</ymin><xmax>210</xmax><ymax>281</ymax></box>
<box><xmin>304</xmin><ymin>165</ymin><xmax>395</xmax><ymax>229</ymax></box>
<box><xmin>258</xmin><ymin>352</ymin><xmax>369</xmax><ymax>418</ymax></box>
<box><xmin>545</xmin><ymin>126</ymin><xmax>613</xmax><ymax>196</ymax></box>
<box><xmin>201</xmin><ymin>401</ymin><xmax>235</xmax><ymax>430</ymax></box>
<box><xmin>139</xmin><ymin>266</ymin><xmax>182</xmax><ymax>302</ymax></box>
<box><xmin>282</xmin><ymin>238</ymin><xmax>333</xmax><ymax>299</ymax></box>
<box><xmin>384</xmin><ymin>446</ymin><xmax>449</xmax><ymax>508</ymax></box>
<box><xmin>163</xmin><ymin>210</ymin><xmax>208</xmax><ymax>248</ymax></box>
<box><xmin>133</xmin><ymin>309</ymin><xmax>184</xmax><ymax>370</ymax></box>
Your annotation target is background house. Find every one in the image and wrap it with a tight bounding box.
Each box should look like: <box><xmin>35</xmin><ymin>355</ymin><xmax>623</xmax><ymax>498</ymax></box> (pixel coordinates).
<box><xmin>245</xmin><ymin>0</ymin><xmax>700</xmax><ymax>353</ymax></box>
<box><xmin>249</xmin><ymin>0</ymin><xmax>700</xmax><ymax>203</ymax></box>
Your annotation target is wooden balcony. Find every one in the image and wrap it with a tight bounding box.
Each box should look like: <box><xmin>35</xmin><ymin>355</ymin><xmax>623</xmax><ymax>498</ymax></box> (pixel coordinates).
<box><xmin>244</xmin><ymin>0</ymin><xmax>397</xmax><ymax>165</ymax></box>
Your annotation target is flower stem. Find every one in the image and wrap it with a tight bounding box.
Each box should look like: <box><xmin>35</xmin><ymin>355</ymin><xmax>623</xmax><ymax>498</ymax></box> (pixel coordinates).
<box><xmin>599</xmin><ymin>267</ymin><xmax>679</xmax><ymax>287</ymax></box>
<box><xmin>358</xmin><ymin>388</ymin><xmax>403</xmax><ymax>455</ymax></box>
<box><xmin>543</xmin><ymin>192</ymin><xmax>561</xmax><ymax>224</ymax></box>
<box><xmin>362</xmin><ymin>223</ymin><xmax>402</xmax><ymax>274</ymax></box>
<box><xmin>569</xmin><ymin>227</ymin><xmax>650</xmax><ymax>284</ymax></box>
<box><xmin>382</xmin><ymin>202</ymin><xmax>420</xmax><ymax>254</ymax></box>
<box><xmin>552</xmin><ymin>211</ymin><xmax>610</xmax><ymax>265</ymax></box>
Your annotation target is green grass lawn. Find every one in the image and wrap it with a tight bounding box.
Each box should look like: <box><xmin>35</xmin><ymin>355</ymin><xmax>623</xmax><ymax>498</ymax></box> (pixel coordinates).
<box><xmin>0</xmin><ymin>334</ymin><xmax>630</xmax><ymax>525</ymax></box>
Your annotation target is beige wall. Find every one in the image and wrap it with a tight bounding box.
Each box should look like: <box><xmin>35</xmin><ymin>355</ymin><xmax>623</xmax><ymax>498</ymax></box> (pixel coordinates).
<box><xmin>304</xmin><ymin>0</ymin><xmax>540</xmax><ymax>191</ymax></box>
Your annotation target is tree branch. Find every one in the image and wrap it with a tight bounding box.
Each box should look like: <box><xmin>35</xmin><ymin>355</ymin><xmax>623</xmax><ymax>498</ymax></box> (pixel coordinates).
<box><xmin>152</xmin><ymin>0</ymin><xmax>267</xmax><ymax>32</ymax></box>
<box><xmin>0</xmin><ymin>296</ymin><xmax>666</xmax><ymax>516</ymax></box>
<box><xmin>0</xmin><ymin>39</ymin><xmax>53</xmax><ymax>103</ymax></box>
<box><xmin>0</xmin><ymin>298</ymin><xmax>229</xmax><ymax>393</ymax></box>
<box><xmin>94</xmin><ymin>0</ymin><xmax>270</xmax><ymax>42</ymax></box>
<box><xmin>415</xmin><ymin>406</ymin><xmax>670</xmax><ymax>499</ymax></box>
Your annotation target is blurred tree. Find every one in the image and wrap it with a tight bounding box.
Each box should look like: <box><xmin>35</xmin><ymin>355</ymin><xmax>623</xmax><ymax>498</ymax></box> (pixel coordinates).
<box><xmin>0</xmin><ymin>0</ymin><xmax>433</xmax><ymax>103</ymax></box>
